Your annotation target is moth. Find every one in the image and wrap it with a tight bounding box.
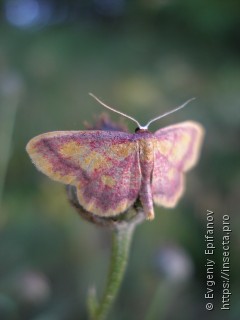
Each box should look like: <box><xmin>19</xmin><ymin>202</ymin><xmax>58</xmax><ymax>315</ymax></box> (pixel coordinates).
<box><xmin>26</xmin><ymin>94</ymin><xmax>204</xmax><ymax>220</ymax></box>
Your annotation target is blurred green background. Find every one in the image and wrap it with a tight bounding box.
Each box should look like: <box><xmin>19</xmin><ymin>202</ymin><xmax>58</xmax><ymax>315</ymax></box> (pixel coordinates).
<box><xmin>0</xmin><ymin>0</ymin><xmax>239</xmax><ymax>319</ymax></box>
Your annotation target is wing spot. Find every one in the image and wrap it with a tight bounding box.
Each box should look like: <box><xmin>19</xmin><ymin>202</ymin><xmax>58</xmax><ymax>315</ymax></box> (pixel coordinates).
<box><xmin>109</xmin><ymin>144</ymin><xmax>132</xmax><ymax>158</ymax></box>
<box><xmin>101</xmin><ymin>175</ymin><xmax>116</xmax><ymax>187</ymax></box>
<box><xmin>155</xmin><ymin>140</ymin><xmax>172</xmax><ymax>156</ymax></box>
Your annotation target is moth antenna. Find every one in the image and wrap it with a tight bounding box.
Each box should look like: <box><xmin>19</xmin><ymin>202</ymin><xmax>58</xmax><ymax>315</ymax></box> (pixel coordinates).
<box><xmin>144</xmin><ymin>98</ymin><xmax>196</xmax><ymax>129</ymax></box>
<box><xmin>89</xmin><ymin>93</ymin><xmax>142</xmax><ymax>128</ymax></box>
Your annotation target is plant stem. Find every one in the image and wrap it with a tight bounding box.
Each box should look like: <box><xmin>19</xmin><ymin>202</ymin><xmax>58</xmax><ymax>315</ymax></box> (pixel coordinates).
<box><xmin>88</xmin><ymin>224</ymin><xmax>135</xmax><ymax>320</ymax></box>
<box><xmin>0</xmin><ymin>75</ymin><xmax>22</xmax><ymax>208</ymax></box>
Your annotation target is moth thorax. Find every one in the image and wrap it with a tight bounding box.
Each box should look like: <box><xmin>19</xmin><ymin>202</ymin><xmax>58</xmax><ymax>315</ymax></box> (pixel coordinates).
<box><xmin>139</xmin><ymin>138</ymin><xmax>154</xmax><ymax>166</ymax></box>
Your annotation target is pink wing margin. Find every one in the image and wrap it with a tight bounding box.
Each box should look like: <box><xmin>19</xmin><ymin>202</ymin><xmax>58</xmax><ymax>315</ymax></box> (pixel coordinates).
<box><xmin>152</xmin><ymin>121</ymin><xmax>204</xmax><ymax>208</ymax></box>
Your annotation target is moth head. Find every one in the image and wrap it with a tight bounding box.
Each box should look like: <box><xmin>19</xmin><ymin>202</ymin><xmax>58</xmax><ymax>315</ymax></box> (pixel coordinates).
<box><xmin>134</xmin><ymin>127</ymin><xmax>151</xmax><ymax>134</ymax></box>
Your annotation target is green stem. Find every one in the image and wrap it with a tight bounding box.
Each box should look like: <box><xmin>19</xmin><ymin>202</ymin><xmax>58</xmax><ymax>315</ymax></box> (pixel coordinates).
<box><xmin>0</xmin><ymin>73</ymin><xmax>23</xmax><ymax>210</ymax></box>
<box><xmin>88</xmin><ymin>224</ymin><xmax>134</xmax><ymax>320</ymax></box>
